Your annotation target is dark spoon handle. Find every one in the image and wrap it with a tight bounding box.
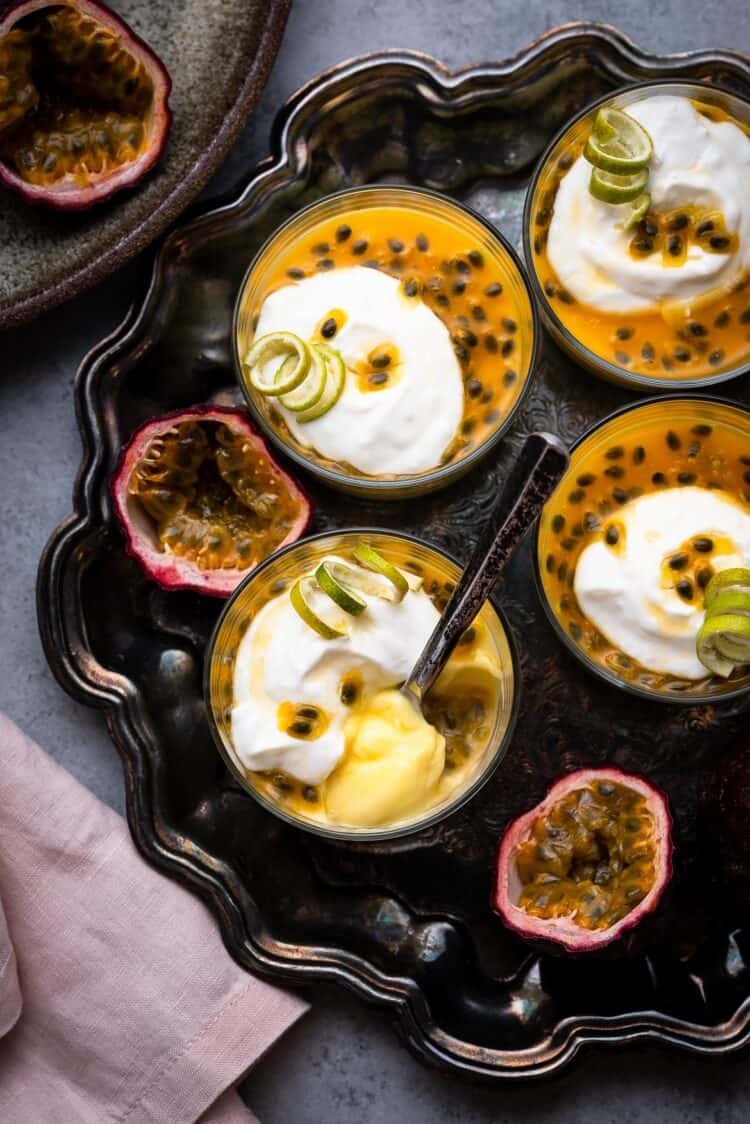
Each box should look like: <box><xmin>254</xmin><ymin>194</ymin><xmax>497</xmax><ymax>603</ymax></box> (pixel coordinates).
<box><xmin>404</xmin><ymin>432</ymin><xmax>569</xmax><ymax>702</ymax></box>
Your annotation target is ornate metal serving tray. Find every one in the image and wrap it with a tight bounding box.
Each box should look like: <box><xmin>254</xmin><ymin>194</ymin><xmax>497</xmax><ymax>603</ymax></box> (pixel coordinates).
<box><xmin>38</xmin><ymin>26</ymin><xmax>750</xmax><ymax>1079</ymax></box>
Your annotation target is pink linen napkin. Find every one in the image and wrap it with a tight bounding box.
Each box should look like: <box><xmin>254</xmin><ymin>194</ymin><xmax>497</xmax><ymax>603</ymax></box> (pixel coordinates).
<box><xmin>0</xmin><ymin>714</ymin><xmax>307</xmax><ymax>1123</ymax></box>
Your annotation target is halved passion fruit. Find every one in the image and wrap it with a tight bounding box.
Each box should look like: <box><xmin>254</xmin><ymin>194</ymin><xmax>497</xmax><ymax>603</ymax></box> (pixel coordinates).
<box><xmin>112</xmin><ymin>407</ymin><xmax>311</xmax><ymax>598</ymax></box>
<box><xmin>493</xmin><ymin>768</ymin><xmax>673</xmax><ymax>953</ymax></box>
<box><xmin>0</xmin><ymin>0</ymin><xmax>171</xmax><ymax>209</ymax></box>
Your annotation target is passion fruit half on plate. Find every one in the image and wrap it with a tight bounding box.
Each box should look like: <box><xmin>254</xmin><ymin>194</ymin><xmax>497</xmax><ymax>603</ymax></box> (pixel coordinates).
<box><xmin>0</xmin><ymin>0</ymin><xmax>171</xmax><ymax>209</ymax></box>
<box><xmin>112</xmin><ymin>406</ymin><xmax>311</xmax><ymax>598</ymax></box>
<box><xmin>493</xmin><ymin>767</ymin><xmax>673</xmax><ymax>953</ymax></box>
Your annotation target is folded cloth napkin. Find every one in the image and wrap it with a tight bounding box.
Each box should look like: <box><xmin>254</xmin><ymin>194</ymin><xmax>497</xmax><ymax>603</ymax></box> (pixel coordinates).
<box><xmin>0</xmin><ymin>714</ymin><xmax>307</xmax><ymax>1124</ymax></box>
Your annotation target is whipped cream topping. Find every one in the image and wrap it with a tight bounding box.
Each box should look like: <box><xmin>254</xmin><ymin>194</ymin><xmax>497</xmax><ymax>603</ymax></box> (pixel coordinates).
<box><xmin>253</xmin><ymin>266</ymin><xmax>463</xmax><ymax>476</ymax></box>
<box><xmin>547</xmin><ymin>96</ymin><xmax>750</xmax><ymax>313</ymax></box>
<box><xmin>231</xmin><ymin>563</ymin><xmax>442</xmax><ymax>785</ymax></box>
<box><xmin>574</xmin><ymin>486</ymin><xmax>750</xmax><ymax>678</ymax></box>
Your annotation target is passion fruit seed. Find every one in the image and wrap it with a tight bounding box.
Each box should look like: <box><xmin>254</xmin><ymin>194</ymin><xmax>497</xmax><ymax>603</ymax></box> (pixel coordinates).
<box><xmin>676</xmin><ymin>578</ymin><xmax>694</xmax><ymax>601</ymax></box>
<box><xmin>339</xmin><ymin>677</ymin><xmax>360</xmax><ymax>705</ymax></box>
<box><xmin>278</xmin><ymin>702</ymin><xmax>329</xmax><ymax>741</ymax></box>
<box><xmin>697</xmin><ymin>566</ymin><xmax>714</xmax><ymax>589</ymax></box>
<box><xmin>515</xmin><ymin>782</ymin><xmax>658</xmax><ymax>932</ymax></box>
<box><xmin>128</xmin><ymin>420</ymin><xmax>295</xmax><ymax>572</ymax></box>
<box><xmin>271</xmin><ymin>772</ymin><xmax>293</xmax><ymax>794</ymax></box>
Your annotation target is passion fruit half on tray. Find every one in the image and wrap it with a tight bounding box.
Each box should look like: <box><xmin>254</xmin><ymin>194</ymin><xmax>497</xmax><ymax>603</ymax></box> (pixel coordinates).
<box><xmin>0</xmin><ymin>0</ymin><xmax>171</xmax><ymax>209</ymax></box>
<box><xmin>493</xmin><ymin>767</ymin><xmax>673</xmax><ymax>953</ymax></box>
<box><xmin>112</xmin><ymin>407</ymin><xmax>311</xmax><ymax>598</ymax></box>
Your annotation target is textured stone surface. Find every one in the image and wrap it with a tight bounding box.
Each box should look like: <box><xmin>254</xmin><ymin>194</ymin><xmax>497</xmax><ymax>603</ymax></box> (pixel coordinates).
<box><xmin>2</xmin><ymin>0</ymin><xmax>750</xmax><ymax>1120</ymax></box>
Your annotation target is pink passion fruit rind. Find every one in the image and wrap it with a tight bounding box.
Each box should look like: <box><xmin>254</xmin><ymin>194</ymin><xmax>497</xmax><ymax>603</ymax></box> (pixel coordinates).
<box><xmin>492</xmin><ymin>767</ymin><xmax>673</xmax><ymax>954</ymax></box>
<box><xmin>0</xmin><ymin>0</ymin><xmax>171</xmax><ymax>210</ymax></box>
<box><xmin>111</xmin><ymin>405</ymin><xmax>312</xmax><ymax>598</ymax></box>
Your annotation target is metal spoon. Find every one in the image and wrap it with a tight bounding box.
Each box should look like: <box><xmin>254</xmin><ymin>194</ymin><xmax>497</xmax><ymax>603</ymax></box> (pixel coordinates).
<box><xmin>402</xmin><ymin>432</ymin><xmax>569</xmax><ymax>707</ymax></box>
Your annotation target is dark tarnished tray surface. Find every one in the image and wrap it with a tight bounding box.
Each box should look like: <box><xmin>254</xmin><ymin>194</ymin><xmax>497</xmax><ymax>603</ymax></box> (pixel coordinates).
<box><xmin>37</xmin><ymin>26</ymin><xmax>750</xmax><ymax>1079</ymax></box>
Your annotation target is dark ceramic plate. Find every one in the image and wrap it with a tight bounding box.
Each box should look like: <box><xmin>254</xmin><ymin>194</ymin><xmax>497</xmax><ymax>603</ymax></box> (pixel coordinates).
<box><xmin>38</xmin><ymin>26</ymin><xmax>750</xmax><ymax>1080</ymax></box>
<box><xmin>0</xmin><ymin>0</ymin><xmax>290</xmax><ymax>330</ymax></box>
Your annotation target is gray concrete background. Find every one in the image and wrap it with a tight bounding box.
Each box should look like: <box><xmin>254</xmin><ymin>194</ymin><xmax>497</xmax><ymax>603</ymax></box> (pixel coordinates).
<box><xmin>2</xmin><ymin>1</ymin><xmax>749</xmax><ymax>1120</ymax></box>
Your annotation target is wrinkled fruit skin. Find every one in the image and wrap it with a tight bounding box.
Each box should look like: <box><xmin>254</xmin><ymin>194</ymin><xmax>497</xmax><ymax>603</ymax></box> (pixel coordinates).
<box><xmin>701</xmin><ymin>739</ymin><xmax>750</xmax><ymax>917</ymax></box>
<box><xmin>112</xmin><ymin>405</ymin><xmax>312</xmax><ymax>598</ymax></box>
<box><xmin>492</xmin><ymin>767</ymin><xmax>673</xmax><ymax>954</ymax></box>
<box><xmin>0</xmin><ymin>0</ymin><xmax>171</xmax><ymax>209</ymax></box>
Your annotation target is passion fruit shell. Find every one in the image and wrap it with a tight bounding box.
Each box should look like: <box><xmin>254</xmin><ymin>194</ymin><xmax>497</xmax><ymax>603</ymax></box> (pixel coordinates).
<box><xmin>493</xmin><ymin>767</ymin><xmax>673</xmax><ymax>953</ymax></box>
<box><xmin>112</xmin><ymin>406</ymin><xmax>311</xmax><ymax>598</ymax></box>
<box><xmin>0</xmin><ymin>0</ymin><xmax>171</xmax><ymax>209</ymax></box>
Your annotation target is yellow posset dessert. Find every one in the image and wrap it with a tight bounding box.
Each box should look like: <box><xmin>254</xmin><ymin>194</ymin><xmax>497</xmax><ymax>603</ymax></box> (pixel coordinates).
<box><xmin>537</xmin><ymin>398</ymin><xmax>750</xmax><ymax>698</ymax></box>
<box><xmin>324</xmin><ymin>689</ymin><xmax>445</xmax><ymax>828</ymax></box>
<box><xmin>207</xmin><ymin>533</ymin><xmax>517</xmax><ymax>835</ymax></box>
<box><xmin>529</xmin><ymin>86</ymin><xmax>750</xmax><ymax>383</ymax></box>
<box><xmin>235</xmin><ymin>187</ymin><xmax>536</xmax><ymax>491</ymax></box>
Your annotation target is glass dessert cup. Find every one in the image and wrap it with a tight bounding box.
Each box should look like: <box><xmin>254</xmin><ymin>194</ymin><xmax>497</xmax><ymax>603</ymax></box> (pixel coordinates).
<box><xmin>233</xmin><ymin>185</ymin><xmax>538</xmax><ymax>498</ymax></box>
<box><xmin>535</xmin><ymin>396</ymin><xmax>750</xmax><ymax>703</ymax></box>
<box><xmin>523</xmin><ymin>80</ymin><xmax>750</xmax><ymax>391</ymax></box>
<box><xmin>205</xmin><ymin>529</ymin><xmax>520</xmax><ymax>840</ymax></box>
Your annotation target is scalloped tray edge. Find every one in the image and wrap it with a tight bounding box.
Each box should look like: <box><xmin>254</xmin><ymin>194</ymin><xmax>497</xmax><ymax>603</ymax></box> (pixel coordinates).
<box><xmin>36</xmin><ymin>27</ymin><xmax>750</xmax><ymax>1080</ymax></box>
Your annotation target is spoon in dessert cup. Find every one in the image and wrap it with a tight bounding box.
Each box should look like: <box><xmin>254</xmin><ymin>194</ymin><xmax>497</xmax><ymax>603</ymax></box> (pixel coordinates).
<box><xmin>402</xmin><ymin>431</ymin><xmax>569</xmax><ymax>709</ymax></box>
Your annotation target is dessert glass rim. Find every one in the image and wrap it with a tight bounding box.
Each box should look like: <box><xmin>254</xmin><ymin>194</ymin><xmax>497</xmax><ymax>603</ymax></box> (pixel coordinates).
<box><xmin>204</xmin><ymin>526</ymin><xmax>522</xmax><ymax>841</ymax></box>
<box><xmin>522</xmin><ymin>77</ymin><xmax>750</xmax><ymax>393</ymax></box>
<box><xmin>232</xmin><ymin>183</ymin><xmax>540</xmax><ymax>498</ymax></box>
<box><xmin>533</xmin><ymin>392</ymin><xmax>750</xmax><ymax>705</ymax></box>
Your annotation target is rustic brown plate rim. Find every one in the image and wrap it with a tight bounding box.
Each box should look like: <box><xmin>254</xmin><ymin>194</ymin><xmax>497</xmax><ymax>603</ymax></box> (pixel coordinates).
<box><xmin>0</xmin><ymin>0</ymin><xmax>291</xmax><ymax>330</ymax></box>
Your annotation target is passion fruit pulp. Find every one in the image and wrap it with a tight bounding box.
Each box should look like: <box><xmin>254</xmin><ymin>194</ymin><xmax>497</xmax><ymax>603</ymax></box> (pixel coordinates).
<box><xmin>112</xmin><ymin>407</ymin><xmax>311</xmax><ymax>598</ymax></box>
<box><xmin>0</xmin><ymin>0</ymin><xmax>171</xmax><ymax>209</ymax></box>
<box><xmin>493</xmin><ymin>768</ymin><xmax>673</xmax><ymax>953</ymax></box>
